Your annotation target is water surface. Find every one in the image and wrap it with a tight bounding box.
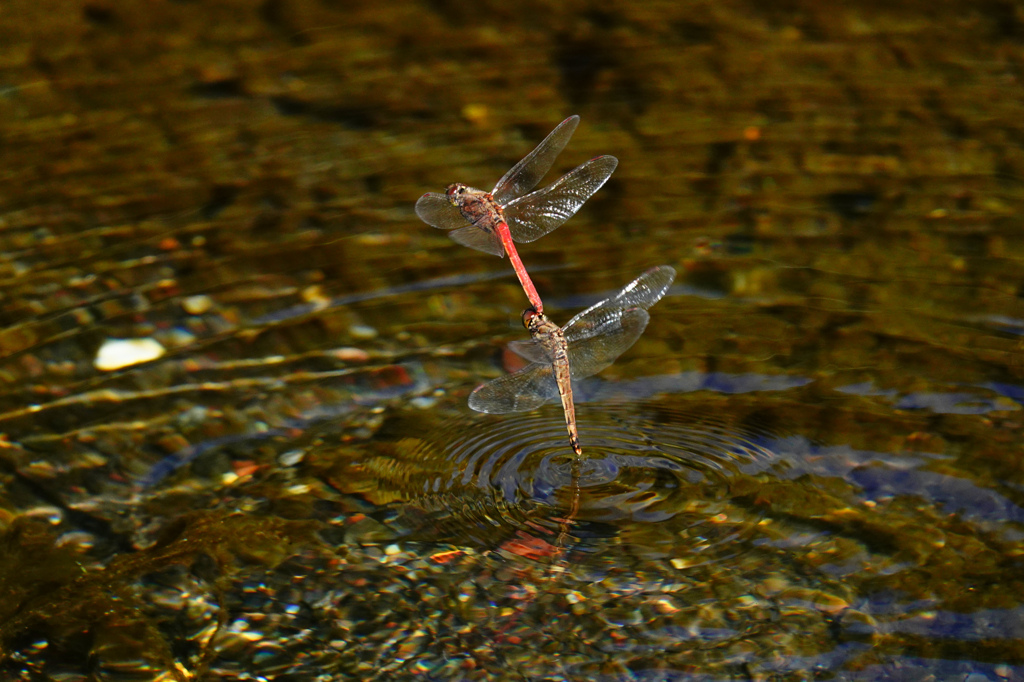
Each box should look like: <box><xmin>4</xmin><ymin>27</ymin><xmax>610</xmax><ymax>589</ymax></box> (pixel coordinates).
<box><xmin>1</xmin><ymin>1</ymin><xmax>1023</xmax><ymax>680</ymax></box>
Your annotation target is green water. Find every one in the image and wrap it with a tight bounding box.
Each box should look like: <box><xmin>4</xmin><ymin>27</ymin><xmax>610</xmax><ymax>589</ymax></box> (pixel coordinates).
<box><xmin>1</xmin><ymin>1</ymin><xmax>1023</xmax><ymax>679</ymax></box>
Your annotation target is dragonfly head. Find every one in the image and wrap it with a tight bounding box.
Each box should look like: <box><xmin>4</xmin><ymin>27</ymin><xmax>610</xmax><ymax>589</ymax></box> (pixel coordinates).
<box><xmin>445</xmin><ymin>183</ymin><xmax>468</xmax><ymax>204</ymax></box>
<box><xmin>522</xmin><ymin>308</ymin><xmax>545</xmax><ymax>332</ymax></box>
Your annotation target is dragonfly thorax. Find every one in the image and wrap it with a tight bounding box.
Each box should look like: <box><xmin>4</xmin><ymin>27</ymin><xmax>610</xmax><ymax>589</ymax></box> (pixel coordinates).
<box><xmin>446</xmin><ymin>184</ymin><xmax>502</xmax><ymax>228</ymax></box>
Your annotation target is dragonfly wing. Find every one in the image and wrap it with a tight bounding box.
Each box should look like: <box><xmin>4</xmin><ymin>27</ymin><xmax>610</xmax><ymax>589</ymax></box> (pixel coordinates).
<box><xmin>563</xmin><ymin>265</ymin><xmax>676</xmax><ymax>331</ymax></box>
<box><xmin>448</xmin><ymin>225</ymin><xmax>505</xmax><ymax>256</ymax></box>
<box><xmin>507</xmin><ymin>338</ymin><xmax>551</xmax><ymax>364</ymax></box>
<box><xmin>491</xmin><ymin>115</ymin><xmax>580</xmax><ymax>205</ymax></box>
<box><xmin>502</xmin><ymin>155</ymin><xmax>618</xmax><ymax>243</ymax></box>
<box><xmin>565</xmin><ymin>308</ymin><xmax>650</xmax><ymax>379</ymax></box>
<box><xmin>559</xmin><ymin>266</ymin><xmax>677</xmax><ymax>378</ymax></box>
<box><xmin>468</xmin><ymin>364</ymin><xmax>559</xmax><ymax>414</ymax></box>
<box><xmin>415</xmin><ymin>193</ymin><xmax>467</xmax><ymax>231</ymax></box>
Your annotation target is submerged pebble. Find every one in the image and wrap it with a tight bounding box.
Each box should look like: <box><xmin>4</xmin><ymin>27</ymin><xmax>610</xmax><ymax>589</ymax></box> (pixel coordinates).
<box><xmin>349</xmin><ymin>324</ymin><xmax>378</xmax><ymax>340</ymax></box>
<box><xmin>182</xmin><ymin>295</ymin><xmax>214</xmax><ymax>315</ymax></box>
<box><xmin>94</xmin><ymin>337</ymin><xmax>165</xmax><ymax>371</ymax></box>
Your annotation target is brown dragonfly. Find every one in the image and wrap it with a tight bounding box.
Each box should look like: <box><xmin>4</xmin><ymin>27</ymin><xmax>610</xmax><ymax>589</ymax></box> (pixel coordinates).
<box><xmin>468</xmin><ymin>266</ymin><xmax>676</xmax><ymax>455</ymax></box>
<box><xmin>415</xmin><ymin>115</ymin><xmax>618</xmax><ymax>313</ymax></box>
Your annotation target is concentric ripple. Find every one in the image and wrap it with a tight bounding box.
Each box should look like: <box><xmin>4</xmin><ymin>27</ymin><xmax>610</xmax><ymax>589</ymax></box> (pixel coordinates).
<box><xmin>388</xmin><ymin>398</ymin><xmax>782</xmax><ymax>566</ymax></box>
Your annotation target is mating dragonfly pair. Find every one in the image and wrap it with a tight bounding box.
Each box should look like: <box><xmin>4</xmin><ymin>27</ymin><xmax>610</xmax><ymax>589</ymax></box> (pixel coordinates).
<box><xmin>416</xmin><ymin>116</ymin><xmax>674</xmax><ymax>456</ymax></box>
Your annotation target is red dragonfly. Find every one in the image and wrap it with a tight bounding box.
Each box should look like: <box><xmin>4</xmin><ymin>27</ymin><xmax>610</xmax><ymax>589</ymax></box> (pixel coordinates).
<box><xmin>415</xmin><ymin>115</ymin><xmax>618</xmax><ymax>313</ymax></box>
<box><xmin>468</xmin><ymin>266</ymin><xmax>676</xmax><ymax>455</ymax></box>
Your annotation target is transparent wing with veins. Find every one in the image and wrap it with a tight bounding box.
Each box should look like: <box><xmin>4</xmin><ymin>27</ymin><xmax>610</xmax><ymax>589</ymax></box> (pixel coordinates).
<box><xmin>562</xmin><ymin>265</ymin><xmax>676</xmax><ymax>340</ymax></box>
<box><xmin>491</xmin><ymin>115</ymin><xmax>580</xmax><ymax>205</ymax></box>
<box><xmin>503</xmin><ymin>155</ymin><xmax>618</xmax><ymax>243</ymax></box>
<box><xmin>467</xmin><ymin>364</ymin><xmax>558</xmax><ymax>414</ymax></box>
<box><xmin>471</xmin><ymin>266</ymin><xmax>676</xmax><ymax>414</ymax></box>
<box><xmin>414</xmin><ymin>192</ymin><xmax>467</xmax><ymax>230</ymax></box>
<box><xmin>415</xmin><ymin>194</ymin><xmax>506</xmax><ymax>256</ymax></box>
<box><xmin>448</xmin><ymin>224</ymin><xmax>505</xmax><ymax>257</ymax></box>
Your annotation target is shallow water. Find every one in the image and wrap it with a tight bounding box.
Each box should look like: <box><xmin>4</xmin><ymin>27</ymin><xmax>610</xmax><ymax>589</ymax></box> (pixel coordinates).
<box><xmin>2</xmin><ymin>0</ymin><xmax>1024</xmax><ymax>680</ymax></box>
